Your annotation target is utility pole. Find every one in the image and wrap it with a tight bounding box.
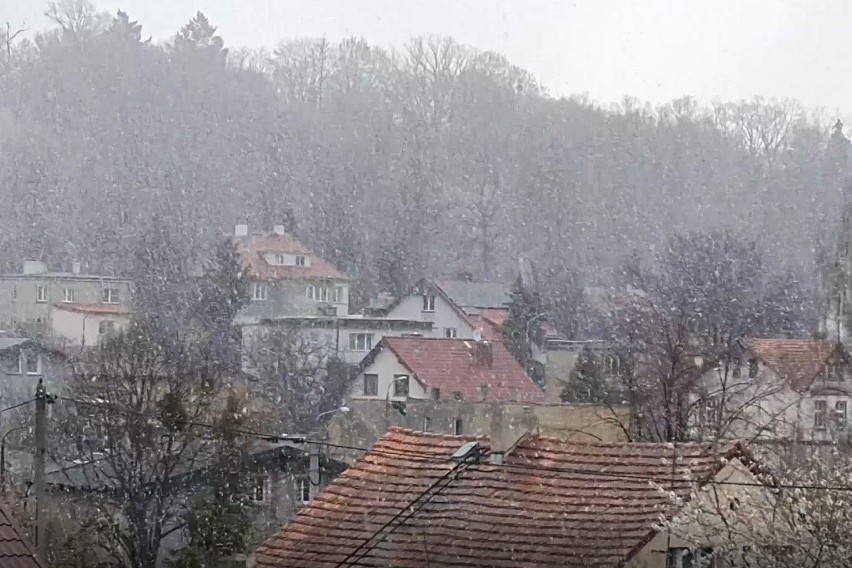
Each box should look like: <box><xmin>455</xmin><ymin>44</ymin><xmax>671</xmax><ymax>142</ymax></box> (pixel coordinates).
<box><xmin>33</xmin><ymin>379</ymin><xmax>52</xmax><ymax>560</ymax></box>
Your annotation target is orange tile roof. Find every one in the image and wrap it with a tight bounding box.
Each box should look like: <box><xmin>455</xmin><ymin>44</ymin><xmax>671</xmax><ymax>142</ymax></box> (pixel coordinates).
<box><xmin>0</xmin><ymin>504</ymin><xmax>43</xmax><ymax>567</ymax></box>
<box><xmin>53</xmin><ymin>303</ymin><xmax>131</xmax><ymax>315</ymax></box>
<box><xmin>255</xmin><ymin>427</ymin><xmax>750</xmax><ymax>568</ymax></box>
<box><xmin>750</xmin><ymin>338</ymin><xmax>838</xmax><ymax>392</ymax></box>
<box><xmin>381</xmin><ymin>337</ymin><xmax>545</xmax><ymax>403</ymax></box>
<box><xmin>235</xmin><ymin>234</ymin><xmax>349</xmax><ymax>281</ymax></box>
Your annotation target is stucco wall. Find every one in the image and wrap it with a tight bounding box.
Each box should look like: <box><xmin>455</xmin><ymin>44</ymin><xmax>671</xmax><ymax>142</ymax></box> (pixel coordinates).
<box><xmin>0</xmin><ymin>277</ymin><xmax>131</xmax><ymax>327</ymax></box>
<box><xmin>51</xmin><ymin>309</ymin><xmax>130</xmax><ymax>347</ymax></box>
<box><xmin>386</xmin><ymin>294</ymin><xmax>473</xmax><ymax>339</ymax></box>
<box><xmin>349</xmin><ymin>348</ymin><xmax>428</xmax><ymax>400</ymax></box>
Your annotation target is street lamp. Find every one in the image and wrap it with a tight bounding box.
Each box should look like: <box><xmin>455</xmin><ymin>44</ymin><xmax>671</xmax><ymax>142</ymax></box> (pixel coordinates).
<box><xmin>316</xmin><ymin>406</ymin><xmax>350</xmax><ymax>421</ymax></box>
<box><xmin>1</xmin><ymin>426</ymin><xmax>25</xmax><ymax>491</ymax></box>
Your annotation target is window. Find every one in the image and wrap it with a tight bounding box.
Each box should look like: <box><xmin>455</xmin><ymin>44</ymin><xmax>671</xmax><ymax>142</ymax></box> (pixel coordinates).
<box><xmin>603</xmin><ymin>354</ymin><xmax>620</xmax><ymax>376</ymax></box>
<box><xmin>98</xmin><ymin>320</ymin><xmax>115</xmax><ymax>336</ymax></box>
<box><xmin>748</xmin><ymin>358</ymin><xmax>759</xmax><ymax>379</ymax></box>
<box><xmin>249</xmin><ymin>476</ymin><xmax>268</xmax><ymax>502</ymax></box>
<box><xmin>252</xmin><ymin>283</ymin><xmax>267</xmax><ymax>301</ymax></box>
<box><xmin>826</xmin><ymin>363</ymin><xmax>843</xmax><ymax>381</ymax></box>
<box><xmin>815</xmin><ymin>400</ymin><xmax>827</xmax><ymax>430</ymax></box>
<box><xmin>349</xmin><ymin>333</ymin><xmax>373</xmax><ymax>351</ymax></box>
<box><xmin>431</xmin><ymin>388</ymin><xmax>441</xmax><ymax>401</ymax></box>
<box><xmin>667</xmin><ymin>547</ymin><xmax>714</xmax><ymax>568</ymax></box>
<box><xmin>837</xmin><ymin>401</ymin><xmax>848</xmax><ymax>429</ymax></box>
<box><xmin>445</xmin><ymin>328</ymin><xmax>457</xmax><ymax>338</ymax></box>
<box><xmin>297</xmin><ymin>477</ymin><xmax>311</xmax><ymax>503</ymax></box>
<box><xmin>295</xmin><ymin>255</ymin><xmax>306</xmax><ymax>266</ymax></box>
<box><xmin>62</xmin><ymin>288</ymin><xmax>74</xmax><ymax>303</ymax></box>
<box><xmin>363</xmin><ymin>374</ymin><xmax>378</xmax><ymax>396</ymax></box>
<box><xmin>11</xmin><ymin>353</ymin><xmax>21</xmax><ymax>374</ymax></box>
<box><xmin>422</xmin><ymin>294</ymin><xmax>435</xmax><ymax>312</ymax></box>
<box><xmin>25</xmin><ymin>353</ymin><xmax>41</xmax><ymax>375</ymax></box>
<box><xmin>333</xmin><ymin>286</ymin><xmax>344</xmax><ymax>303</ymax></box>
<box><xmin>453</xmin><ymin>418</ymin><xmax>464</xmax><ymax>436</ymax></box>
<box><xmin>393</xmin><ymin>374</ymin><xmax>409</xmax><ymax>397</ymax></box>
<box><xmin>307</xmin><ymin>285</ymin><xmax>332</xmax><ymax>302</ymax></box>
<box><xmin>101</xmin><ymin>288</ymin><xmax>120</xmax><ymax>304</ymax></box>
<box><xmin>305</xmin><ymin>285</ymin><xmax>315</xmax><ymax>299</ymax></box>
<box><xmin>274</xmin><ymin>253</ymin><xmax>286</xmax><ymax>265</ymax></box>
<box><xmin>35</xmin><ymin>286</ymin><xmax>47</xmax><ymax>303</ymax></box>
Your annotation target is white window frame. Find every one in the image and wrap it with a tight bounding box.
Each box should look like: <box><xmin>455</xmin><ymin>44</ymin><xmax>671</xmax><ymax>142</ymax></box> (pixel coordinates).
<box><xmin>252</xmin><ymin>282</ymin><xmax>268</xmax><ymax>301</ymax></box>
<box><xmin>13</xmin><ymin>353</ymin><xmax>22</xmax><ymax>374</ymax></box>
<box><xmin>363</xmin><ymin>374</ymin><xmax>379</xmax><ymax>397</ymax></box>
<box><xmin>837</xmin><ymin>400</ymin><xmax>848</xmax><ymax>429</ymax></box>
<box><xmin>62</xmin><ymin>288</ymin><xmax>74</xmax><ymax>303</ymax></box>
<box><xmin>249</xmin><ymin>476</ymin><xmax>269</xmax><ymax>502</ymax></box>
<box><xmin>445</xmin><ymin>328</ymin><xmax>457</xmax><ymax>338</ymax></box>
<box><xmin>393</xmin><ymin>374</ymin><xmax>410</xmax><ymax>398</ymax></box>
<box><xmin>815</xmin><ymin>400</ymin><xmax>827</xmax><ymax>430</ymax></box>
<box><xmin>101</xmin><ymin>287</ymin><xmax>120</xmax><ymax>304</ymax></box>
<box><xmin>295</xmin><ymin>255</ymin><xmax>306</xmax><ymax>267</ymax></box>
<box><xmin>297</xmin><ymin>477</ymin><xmax>311</xmax><ymax>504</ymax></box>
<box><xmin>306</xmin><ymin>285</ymin><xmax>315</xmax><ymax>300</ymax></box>
<box><xmin>333</xmin><ymin>286</ymin><xmax>344</xmax><ymax>303</ymax></box>
<box><xmin>35</xmin><ymin>286</ymin><xmax>47</xmax><ymax>303</ymax></box>
<box><xmin>274</xmin><ymin>253</ymin><xmax>286</xmax><ymax>266</ymax></box>
<box><xmin>422</xmin><ymin>294</ymin><xmax>435</xmax><ymax>312</ymax></box>
<box><xmin>98</xmin><ymin>320</ymin><xmax>116</xmax><ymax>336</ymax></box>
<box><xmin>24</xmin><ymin>353</ymin><xmax>41</xmax><ymax>375</ymax></box>
<box><xmin>349</xmin><ymin>333</ymin><xmax>373</xmax><ymax>352</ymax></box>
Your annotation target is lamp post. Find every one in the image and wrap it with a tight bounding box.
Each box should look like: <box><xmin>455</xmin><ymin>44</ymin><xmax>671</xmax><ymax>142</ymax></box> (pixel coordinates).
<box><xmin>1</xmin><ymin>426</ymin><xmax>24</xmax><ymax>492</ymax></box>
<box><xmin>316</xmin><ymin>406</ymin><xmax>350</xmax><ymax>421</ymax></box>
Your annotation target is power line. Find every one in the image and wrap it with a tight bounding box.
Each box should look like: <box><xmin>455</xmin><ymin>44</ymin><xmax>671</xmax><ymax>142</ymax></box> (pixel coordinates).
<box><xmin>0</xmin><ymin>398</ymin><xmax>36</xmax><ymax>414</ymax></box>
<box><xmin>59</xmin><ymin>396</ymin><xmax>852</xmax><ymax>493</ymax></box>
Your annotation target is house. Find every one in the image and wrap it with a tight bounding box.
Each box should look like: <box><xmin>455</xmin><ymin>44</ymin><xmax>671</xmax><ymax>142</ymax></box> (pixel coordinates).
<box><xmin>0</xmin><ymin>260</ymin><xmax>132</xmax><ymax>331</ymax></box>
<box><xmin>384</xmin><ymin>278</ymin><xmax>511</xmax><ymax>340</ymax></box>
<box><xmin>49</xmin><ymin>302</ymin><xmax>132</xmax><ymax>347</ymax></box>
<box><xmin>0</xmin><ymin>337</ymin><xmax>67</xmax><ymax>411</ymax></box>
<box><xmin>253</xmin><ymin>426</ymin><xmax>776</xmax><ymax>568</ymax></box>
<box><xmin>239</xmin><ymin>315</ymin><xmax>433</xmax><ymax>367</ymax></box>
<box><xmin>41</xmin><ymin>438</ymin><xmax>346</xmax><ymax>567</ymax></box>
<box><xmin>0</xmin><ymin>503</ymin><xmax>44</xmax><ymax>567</ymax></box>
<box><xmin>347</xmin><ymin>336</ymin><xmax>545</xmax><ymax>404</ymax></box>
<box><xmin>693</xmin><ymin>338</ymin><xmax>852</xmax><ymax>443</ymax></box>
<box><xmin>234</xmin><ymin>225</ymin><xmax>351</xmax><ymax>320</ymax></box>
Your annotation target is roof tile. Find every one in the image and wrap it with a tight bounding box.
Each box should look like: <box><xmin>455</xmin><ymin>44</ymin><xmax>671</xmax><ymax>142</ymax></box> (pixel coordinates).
<box><xmin>0</xmin><ymin>504</ymin><xmax>43</xmax><ymax>568</ymax></box>
<box><xmin>255</xmin><ymin>428</ymin><xmax>747</xmax><ymax>568</ymax></box>
<box><xmin>750</xmin><ymin>338</ymin><xmax>837</xmax><ymax>391</ymax></box>
<box><xmin>383</xmin><ymin>337</ymin><xmax>545</xmax><ymax>403</ymax></box>
<box><xmin>236</xmin><ymin>234</ymin><xmax>350</xmax><ymax>281</ymax></box>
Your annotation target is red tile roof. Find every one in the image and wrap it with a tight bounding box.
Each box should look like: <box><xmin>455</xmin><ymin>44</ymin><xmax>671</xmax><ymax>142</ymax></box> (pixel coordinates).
<box><xmin>750</xmin><ymin>338</ymin><xmax>838</xmax><ymax>392</ymax></box>
<box><xmin>53</xmin><ymin>302</ymin><xmax>132</xmax><ymax>315</ymax></box>
<box><xmin>235</xmin><ymin>233</ymin><xmax>350</xmax><ymax>281</ymax></box>
<box><xmin>0</xmin><ymin>504</ymin><xmax>43</xmax><ymax>568</ymax></box>
<box><xmin>382</xmin><ymin>337</ymin><xmax>545</xmax><ymax>403</ymax></box>
<box><xmin>255</xmin><ymin>427</ymin><xmax>751</xmax><ymax>568</ymax></box>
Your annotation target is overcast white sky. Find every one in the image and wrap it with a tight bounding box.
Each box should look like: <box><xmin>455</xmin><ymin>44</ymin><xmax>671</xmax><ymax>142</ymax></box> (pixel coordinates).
<box><xmin>5</xmin><ymin>0</ymin><xmax>851</xmax><ymax>116</ymax></box>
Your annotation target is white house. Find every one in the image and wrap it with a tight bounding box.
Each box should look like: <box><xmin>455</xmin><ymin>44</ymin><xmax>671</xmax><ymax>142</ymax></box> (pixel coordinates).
<box><xmin>50</xmin><ymin>303</ymin><xmax>131</xmax><ymax>347</ymax></box>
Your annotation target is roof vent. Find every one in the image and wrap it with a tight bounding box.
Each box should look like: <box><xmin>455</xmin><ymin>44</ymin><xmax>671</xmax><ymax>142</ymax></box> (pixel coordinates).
<box><xmin>272</xmin><ymin>224</ymin><xmax>286</xmax><ymax>236</ymax></box>
<box><xmin>234</xmin><ymin>224</ymin><xmax>249</xmax><ymax>237</ymax></box>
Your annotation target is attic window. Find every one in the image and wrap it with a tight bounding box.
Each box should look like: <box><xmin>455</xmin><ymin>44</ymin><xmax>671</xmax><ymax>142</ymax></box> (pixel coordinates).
<box><xmin>295</xmin><ymin>255</ymin><xmax>306</xmax><ymax>266</ymax></box>
<box><xmin>393</xmin><ymin>374</ymin><xmax>409</xmax><ymax>397</ymax></box>
<box><xmin>252</xmin><ymin>283</ymin><xmax>268</xmax><ymax>301</ymax></box>
<box><xmin>274</xmin><ymin>253</ymin><xmax>286</xmax><ymax>265</ymax></box>
<box><xmin>422</xmin><ymin>294</ymin><xmax>435</xmax><ymax>312</ymax></box>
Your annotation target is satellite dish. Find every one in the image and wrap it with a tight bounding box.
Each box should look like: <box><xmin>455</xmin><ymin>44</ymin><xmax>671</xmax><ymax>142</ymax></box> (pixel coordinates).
<box><xmin>472</xmin><ymin>328</ymin><xmax>483</xmax><ymax>342</ymax></box>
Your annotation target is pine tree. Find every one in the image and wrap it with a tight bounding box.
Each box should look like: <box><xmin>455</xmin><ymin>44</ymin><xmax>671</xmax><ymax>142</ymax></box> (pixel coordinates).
<box><xmin>501</xmin><ymin>278</ymin><xmax>544</xmax><ymax>376</ymax></box>
<box><xmin>560</xmin><ymin>349</ymin><xmax>607</xmax><ymax>404</ymax></box>
<box><xmin>171</xmin><ymin>393</ymin><xmax>256</xmax><ymax>568</ymax></box>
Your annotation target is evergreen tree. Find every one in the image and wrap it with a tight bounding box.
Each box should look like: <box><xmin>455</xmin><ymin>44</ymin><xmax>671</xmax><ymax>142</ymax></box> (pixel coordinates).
<box><xmin>826</xmin><ymin>119</ymin><xmax>851</xmax><ymax>183</ymax></box>
<box><xmin>172</xmin><ymin>12</ymin><xmax>227</xmax><ymax>62</ymax></box>
<box><xmin>501</xmin><ymin>278</ymin><xmax>545</xmax><ymax>378</ymax></box>
<box><xmin>560</xmin><ymin>349</ymin><xmax>608</xmax><ymax>404</ymax></box>
<box><xmin>171</xmin><ymin>392</ymin><xmax>255</xmax><ymax>568</ymax></box>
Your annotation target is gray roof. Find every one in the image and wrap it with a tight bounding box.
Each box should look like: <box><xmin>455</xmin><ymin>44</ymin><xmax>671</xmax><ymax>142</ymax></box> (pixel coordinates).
<box><xmin>0</xmin><ymin>338</ymin><xmax>29</xmax><ymax>351</ymax></box>
<box><xmin>435</xmin><ymin>280</ymin><xmax>511</xmax><ymax>309</ymax></box>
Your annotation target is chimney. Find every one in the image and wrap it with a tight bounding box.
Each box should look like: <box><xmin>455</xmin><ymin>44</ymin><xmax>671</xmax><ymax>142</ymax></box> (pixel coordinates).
<box><xmin>71</xmin><ymin>261</ymin><xmax>81</xmax><ymax>275</ymax></box>
<box><xmin>473</xmin><ymin>340</ymin><xmax>493</xmax><ymax>368</ymax></box>
<box><xmin>489</xmin><ymin>403</ymin><xmax>538</xmax><ymax>465</ymax></box>
<box><xmin>234</xmin><ymin>224</ymin><xmax>249</xmax><ymax>237</ymax></box>
<box><xmin>272</xmin><ymin>224</ymin><xmax>286</xmax><ymax>236</ymax></box>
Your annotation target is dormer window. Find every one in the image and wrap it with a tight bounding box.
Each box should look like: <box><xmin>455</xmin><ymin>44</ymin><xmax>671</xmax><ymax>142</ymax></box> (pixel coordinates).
<box><xmin>295</xmin><ymin>255</ymin><xmax>306</xmax><ymax>266</ymax></box>
<box><xmin>422</xmin><ymin>294</ymin><xmax>435</xmax><ymax>312</ymax></box>
<box><xmin>274</xmin><ymin>253</ymin><xmax>286</xmax><ymax>265</ymax></box>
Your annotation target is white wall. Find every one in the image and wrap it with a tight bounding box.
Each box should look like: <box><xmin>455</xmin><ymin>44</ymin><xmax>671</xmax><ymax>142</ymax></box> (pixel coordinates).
<box><xmin>386</xmin><ymin>294</ymin><xmax>473</xmax><ymax>339</ymax></box>
<box><xmin>51</xmin><ymin>310</ymin><xmax>129</xmax><ymax>346</ymax></box>
<box><xmin>348</xmin><ymin>348</ymin><xmax>428</xmax><ymax>401</ymax></box>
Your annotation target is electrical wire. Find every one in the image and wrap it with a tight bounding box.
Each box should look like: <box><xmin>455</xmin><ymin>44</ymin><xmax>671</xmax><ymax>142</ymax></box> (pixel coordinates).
<box><xmin>58</xmin><ymin>396</ymin><xmax>852</xmax><ymax>493</ymax></box>
<box><xmin>0</xmin><ymin>398</ymin><xmax>36</xmax><ymax>414</ymax></box>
